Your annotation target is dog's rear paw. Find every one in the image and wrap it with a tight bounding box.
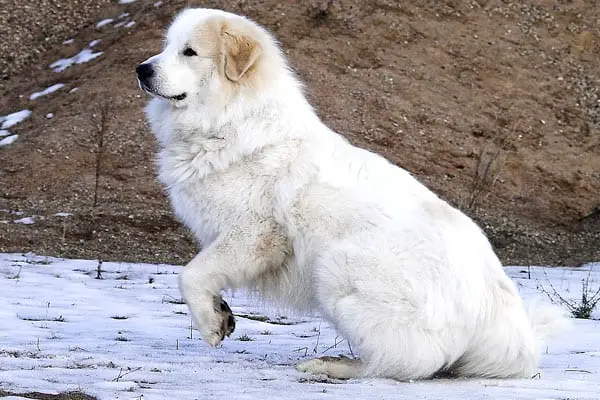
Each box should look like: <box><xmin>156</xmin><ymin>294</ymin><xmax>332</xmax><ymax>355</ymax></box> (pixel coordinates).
<box><xmin>296</xmin><ymin>358</ymin><xmax>325</xmax><ymax>373</ymax></box>
<box><xmin>296</xmin><ymin>356</ymin><xmax>363</xmax><ymax>379</ymax></box>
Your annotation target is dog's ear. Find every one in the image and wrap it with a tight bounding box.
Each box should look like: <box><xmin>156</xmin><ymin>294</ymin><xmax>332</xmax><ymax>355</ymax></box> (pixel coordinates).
<box><xmin>221</xmin><ymin>28</ymin><xmax>263</xmax><ymax>82</ymax></box>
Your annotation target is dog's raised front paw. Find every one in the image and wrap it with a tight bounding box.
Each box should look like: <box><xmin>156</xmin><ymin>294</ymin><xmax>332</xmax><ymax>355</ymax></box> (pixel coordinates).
<box><xmin>215</xmin><ymin>297</ymin><xmax>236</xmax><ymax>340</ymax></box>
<box><xmin>198</xmin><ymin>296</ymin><xmax>236</xmax><ymax>347</ymax></box>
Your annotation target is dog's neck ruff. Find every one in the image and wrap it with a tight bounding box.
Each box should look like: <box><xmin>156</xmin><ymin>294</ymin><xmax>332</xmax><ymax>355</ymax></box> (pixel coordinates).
<box><xmin>153</xmin><ymin>74</ymin><xmax>317</xmax><ymax>186</ymax></box>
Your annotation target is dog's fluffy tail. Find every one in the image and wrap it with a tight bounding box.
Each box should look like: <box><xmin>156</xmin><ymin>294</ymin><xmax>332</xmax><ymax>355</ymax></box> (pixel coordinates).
<box><xmin>525</xmin><ymin>299</ymin><xmax>570</xmax><ymax>348</ymax></box>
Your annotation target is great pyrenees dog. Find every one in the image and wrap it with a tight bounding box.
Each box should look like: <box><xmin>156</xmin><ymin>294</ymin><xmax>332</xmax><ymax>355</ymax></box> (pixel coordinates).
<box><xmin>137</xmin><ymin>8</ymin><xmax>564</xmax><ymax>380</ymax></box>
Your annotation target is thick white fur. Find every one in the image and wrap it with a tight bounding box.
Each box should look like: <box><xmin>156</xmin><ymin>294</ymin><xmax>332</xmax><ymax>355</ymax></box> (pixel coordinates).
<box><xmin>142</xmin><ymin>8</ymin><xmax>564</xmax><ymax>380</ymax></box>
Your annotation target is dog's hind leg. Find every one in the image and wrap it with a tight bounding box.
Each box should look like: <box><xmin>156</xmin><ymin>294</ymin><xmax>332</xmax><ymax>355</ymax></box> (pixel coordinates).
<box><xmin>296</xmin><ymin>356</ymin><xmax>363</xmax><ymax>379</ymax></box>
<box><xmin>308</xmin><ymin>241</ymin><xmax>461</xmax><ymax>380</ymax></box>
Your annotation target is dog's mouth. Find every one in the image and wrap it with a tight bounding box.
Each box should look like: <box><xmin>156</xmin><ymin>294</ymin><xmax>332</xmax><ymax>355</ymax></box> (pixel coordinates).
<box><xmin>140</xmin><ymin>82</ymin><xmax>187</xmax><ymax>101</ymax></box>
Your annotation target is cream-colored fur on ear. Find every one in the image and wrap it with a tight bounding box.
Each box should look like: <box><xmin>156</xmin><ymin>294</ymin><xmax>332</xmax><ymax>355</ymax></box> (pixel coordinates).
<box><xmin>222</xmin><ymin>28</ymin><xmax>263</xmax><ymax>82</ymax></box>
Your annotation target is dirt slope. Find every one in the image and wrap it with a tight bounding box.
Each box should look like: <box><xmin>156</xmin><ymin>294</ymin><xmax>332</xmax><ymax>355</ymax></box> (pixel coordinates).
<box><xmin>0</xmin><ymin>0</ymin><xmax>598</xmax><ymax>266</ymax></box>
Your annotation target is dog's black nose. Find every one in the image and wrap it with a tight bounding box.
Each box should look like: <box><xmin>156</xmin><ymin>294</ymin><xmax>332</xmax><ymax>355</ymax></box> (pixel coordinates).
<box><xmin>136</xmin><ymin>63</ymin><xmax>154</xmax><ymax>81</ymax></box>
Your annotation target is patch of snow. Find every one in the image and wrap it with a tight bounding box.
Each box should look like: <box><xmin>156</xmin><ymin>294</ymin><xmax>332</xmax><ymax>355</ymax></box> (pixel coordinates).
<box><xmin>124</xmin><ymin>20</ymin><xmax>136</xmax><ymax>28</ymax></box>
<box><xmin>0</xmin><ymin>110</ymin><xmax>31</xmax><ymax>129</ymax></box>
<box><xmin>113</xmin><ymin>21</ymin><xmax>126</xmax><ymax>28</ymax></box>
<box><xmin>0</xmin><ymin>129</ymin><xmax>10</xmax><ymax>137</ymax></box>
<box><xmin>154</xmin><ymin>1</ymin><xmax>163</xmax><ymax>7</ymax></box>
<box><xmin>13</xmin><ymin>217</ymin><xmax>34</xmax><ymax>225</ymax></box>
<box><xmin>0</xmin><ymin>134</ymin><xmax>18</xmax><ymax>146</ymax></box>
<box><xmin>0</xmin><ymin>210</ymin><xmax>25</xmax><ymax>215</ymax></box>
<box><xmin>119</xmin><ymin>0</ymin><xmax>137</xmax><ymax>3</ymax></box>
<box><xmin>69</xmin><ymin>87</ymin><xmax>79</xmax><ymax>93</ymax></box>
<box><xmin>63</xmin><ymin>38</ymin><xmax>74</xmax><ymax>45</ymax></box>
<box><xmin>0</xmin><ymin>255</ymin><xmax>599</xmax><ymax>400</ymax></box>
<box><xmin>96</xmin><ymin>18</ymin><xmax>114</xmax><ymax>28</ymax></box>
<box><xmin>46</xmin><ymin>113</ymin><xmax>54</xmax><ymax>119</ymax></box>
<box><xmin>29</xmin><ymin>83</ymin><xmax>65</xmax><ymax>100</ymax></box>
<box><xmin>119</xmin><ymin>12</ymin><xmax>130</xmax><ymax>19</ymax></box>
<box><xmin>88</xmin><ymin>39</ymin><xmax>101</xmax><ymax>48</ymax></box>
<box><xmin>54</xmin><ymin>212</ymin><xmax>73</xmax><ymax>217</ymax></box>
<box><xmin>50</xmin><ymin>49</ymin><xmax>103</xmax><ymax>72</ymax></box>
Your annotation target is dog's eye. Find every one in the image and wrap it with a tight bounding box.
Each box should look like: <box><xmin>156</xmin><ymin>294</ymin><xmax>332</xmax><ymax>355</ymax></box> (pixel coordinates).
<box><xmin>183</xmin><ymin>48</ymin><xmax>197</xmax><ymax>57</ymax></box>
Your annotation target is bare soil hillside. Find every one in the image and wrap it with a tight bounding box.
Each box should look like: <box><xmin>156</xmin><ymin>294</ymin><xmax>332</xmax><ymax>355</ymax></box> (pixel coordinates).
<box><xmin>0</xmin><ymin>0</ymin><xmax>598</xmax><ymax>266</ymax></box>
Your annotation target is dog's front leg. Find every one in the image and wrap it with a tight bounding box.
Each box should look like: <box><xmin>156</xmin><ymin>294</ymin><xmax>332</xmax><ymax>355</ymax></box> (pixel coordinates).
<box><xmin>179</xmin><ymin>221</ymin><xmax>287</xmax><ymax>347</ymax></box>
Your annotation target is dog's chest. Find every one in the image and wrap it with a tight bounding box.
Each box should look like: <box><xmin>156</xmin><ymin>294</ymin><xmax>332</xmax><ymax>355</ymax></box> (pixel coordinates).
<box><xmin>165</xmin><ymin>157</ymin><xmax>280</xmax><ymax>245</ymax></box>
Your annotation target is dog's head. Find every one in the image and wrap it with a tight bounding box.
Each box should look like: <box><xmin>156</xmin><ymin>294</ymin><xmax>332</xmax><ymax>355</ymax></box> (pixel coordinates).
<box><xmin>137</xmin><ymin>8</ymin><xmax>275</xmax><ymax>108</ymax></box>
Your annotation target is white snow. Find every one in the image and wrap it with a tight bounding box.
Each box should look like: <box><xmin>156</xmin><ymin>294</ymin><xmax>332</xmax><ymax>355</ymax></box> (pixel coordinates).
<box><xmin>69</xmin><ymin>87</ymin><xmax>79</xmax><ymax>93</ymax></box>
<box><xmin>63</xmin><ymin>38</ymin><xmax>74</xmax><ymax>45</ymax></box>
<box><xmin>0</xmin><ymin>254</ymin><xmax>599</xmax><ymax>399</ymax></box>
<box><xmin>2</xmin><ymin>397</ymin><xmax>31</xmax><ymax>400</ymax></box>
<box><xmin>46</xmin><ymin>113</ymin><xmax>54</xmax><ymax>119</ymax></box>
<box><xmin>119</xmin><ymin>12</ymin><xmax>130</xmax><ymax>19</ymax></box>
<box><xmin>0</xmin><ymin>129</ymin><xmax>10</xmax><ymax>137</ymax></box>
<box><xmin>50</xmin><ymin>49</ymin><xmax>103</xmax><ymax>72</ymax></box>
<box><xmin>0</xmin><ymin>134</ymin><xmax>18</xmax><ymax>146</ymax></box>
<box><xmin>96</xmin><ymin>18</ymin><xmax>114</xmax><ymax>29</ymax></box>
<box><xmin>13</xmin><ymin>217</ymin><xmax>35</xmax><ymax>225</ymax></box>
<box><xmin>0</xmin><ymin>109</ymin><xmax>31</xmax><ymax>129</ymax></box>
<box><xmin>154</xmin><ymin>1</ymin><xmax>163</xmax><ymax>7</ymax></box>
<box><xmin>89</xmin><ymin>39</ymin><xmax>101</xmax><ymax>48</ymax></box>
<box><xmin>0</xmin><ymin>210</ymin><xmax>25</xmax><ymax>216</ymax></box>
<box><xmin>124</xmin><ymin>20</ymin><xmax>136</xmax><ymax>28</ymax></box>
<box><xmin>119</xmin><ymin>0</ymin><xmax>137</xmax><ymax>3</ymax></box>
<box><xmin>29</xmin><ymin>83</ymin><xmax>65</xmax><ymax>100</ymax></box>
<box><xmin>54</xmin><ymin>212</ymin><xmax>73</xmax><ymax>217</ymax></box>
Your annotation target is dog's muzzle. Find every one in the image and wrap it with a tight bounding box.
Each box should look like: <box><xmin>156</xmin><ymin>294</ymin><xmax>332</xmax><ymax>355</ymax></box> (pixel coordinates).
<box><xmin>136</xmin><ymin>62</ymin><xmax>187</xmax><ymax>101</ymax></box>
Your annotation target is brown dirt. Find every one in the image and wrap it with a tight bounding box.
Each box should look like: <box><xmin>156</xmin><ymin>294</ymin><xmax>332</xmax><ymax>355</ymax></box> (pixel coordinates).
<box><xmin>0</xmin><ymin>390</ymin><xmax>96</xmax><ymax>400</ymax></box>
<box><xmin>0</xmin><ymin>0</ymin><xmax>599</xmax><ymax>266</ymax></box>
<box><xmin>0</xmin><ymin>0</ymin><xmax>112</xmax><ymax>80</ymax></box>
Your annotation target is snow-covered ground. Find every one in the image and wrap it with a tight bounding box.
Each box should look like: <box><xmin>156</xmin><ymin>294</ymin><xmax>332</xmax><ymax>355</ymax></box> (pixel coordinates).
<box><xmin>0</xmin><ymin>253</ymin><xmax>599</xmax><ymax>399</ymax></box>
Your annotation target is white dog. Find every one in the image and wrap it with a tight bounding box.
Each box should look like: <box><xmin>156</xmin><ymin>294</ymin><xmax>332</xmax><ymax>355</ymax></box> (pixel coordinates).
<box><xmin>137</xmin><ymin>8</ymin><xmax>564</xmax><ymax>380</ymax></box>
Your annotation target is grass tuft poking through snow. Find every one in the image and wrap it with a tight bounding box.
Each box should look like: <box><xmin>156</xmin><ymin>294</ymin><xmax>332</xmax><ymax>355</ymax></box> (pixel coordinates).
<box><xmin>0</xmin><ymin>254</ymin><xmax>598</xmax><ymax>400</ymax></box>
<box><xmin>538</xmin><ymin>266</ymin><xmax>600</xmax><ymax>319</ymax></box>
